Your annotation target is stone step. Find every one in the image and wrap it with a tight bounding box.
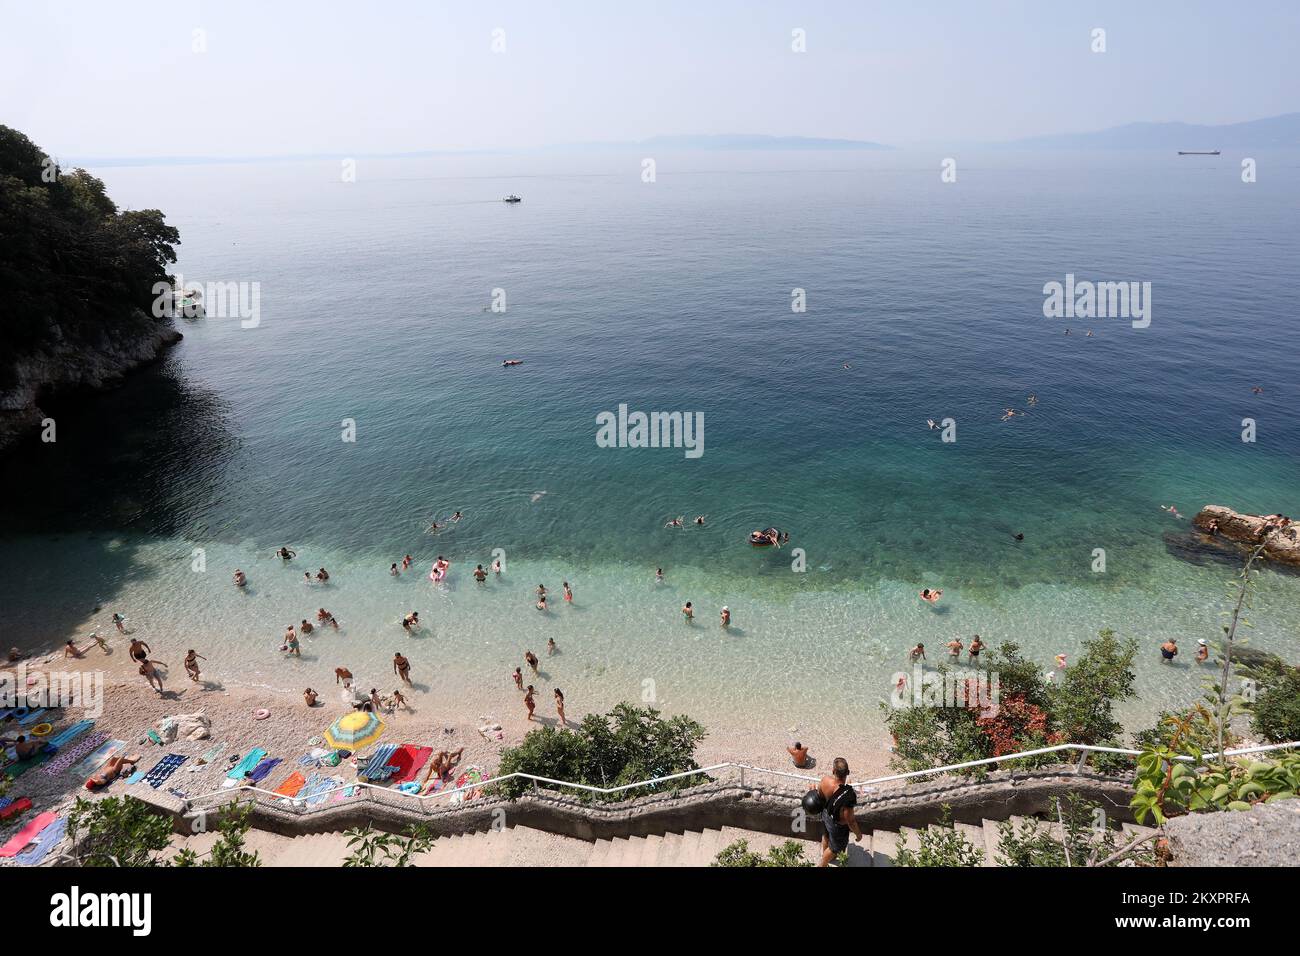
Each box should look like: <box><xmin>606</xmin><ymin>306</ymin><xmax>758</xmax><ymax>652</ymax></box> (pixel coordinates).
<box><xmin>656</xmin><ymin>830</ymin><xmax>684</xmax><ymax>867</ymax></box>
<box><xmin>869</xmin><ymin>829</ymin><xmax>898</xmax><ymax>867</ymax></box>
<box><xmin>981</xmin><ymin>818</ymin><xmax>1005</xmax><ymax>866</ymax></box>
<box><xmin>954</xmin><ymin>821</ymin><xmax>991</xmax><ymax>866</ymax></box>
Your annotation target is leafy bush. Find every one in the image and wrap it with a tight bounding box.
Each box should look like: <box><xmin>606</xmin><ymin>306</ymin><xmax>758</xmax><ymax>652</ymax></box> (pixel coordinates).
<box><xmin>493</xmin><ymin>703</ymin><xmax>707</xmax><ymax>801</ymax></box>
<box><xmin>993</xmin><ymin>794</ymin><xmax>1145</xmax><ymax>867</ymax></box>
<box><xmin>342</xmin><ymin>824</ymin><xmax>434</xmax><ymax>867</ymax></box>
<box><xmin>64</xmin><ymin>796</ymin><xmax>173</xmax><ymax>867</ymax></box>
<box><xmin>1247</xmin><ymin>661</ymin><xmax>1300</xmax><ymax>744</ymax></box>
<box><xmin>174</xmin><ymin>804</ymin><xmax>261</xmax><ymax>867</ymax></box>
<box><xmin>894</xmin><ymin>808</ymin><xmax>983</xmax><ymax>867</ymax></box>
<box><xmin>713</xmin><ymin>838</ymin><xmax>813</xmax><ymax>867</ymax></box>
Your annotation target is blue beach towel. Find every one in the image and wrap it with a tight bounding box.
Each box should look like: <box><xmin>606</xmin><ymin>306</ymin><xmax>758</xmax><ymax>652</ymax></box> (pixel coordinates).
<box><xmin>17</xmin><ymin>709</ymin><xmax>47</xmax><ymax>726</ymax></box>
<box><xmin>227</xmin><ymin>748</ymin><xmax>268</xmax><ymax>780</ymax></box>
<box><xmin>359</xmin><ymin>744</ymin><xmax>399</xmax><ymax>780</ymax></box>
<box><xmin>142</xmin><ymin>753</ymin><xmax>187</xmax><ymax>788</ymax></box>
<box><xmin>248</xmin><ymin>757</ymin><xmax>282</xmax><ymax>783</ymax></box>
<box><xmin>15</xmin><ymin>815</ymin><xmax>67</xmax><ymax>867</ymax></box>
<box><xmin>45</xmin><ymin>720</ymin><xmax>94</xmax><ymax>752</ymax></box>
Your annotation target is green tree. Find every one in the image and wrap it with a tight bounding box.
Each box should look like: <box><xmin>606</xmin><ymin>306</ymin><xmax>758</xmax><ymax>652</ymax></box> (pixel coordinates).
<box><xmin>713</xmin><ymin>838</ymin><xmax>813</xmax><ymax>867</ymax></box>
<box><xmin>63</xmin><ymin>796</ymin><xmax>173</xmax><ymax>867</ymax></box>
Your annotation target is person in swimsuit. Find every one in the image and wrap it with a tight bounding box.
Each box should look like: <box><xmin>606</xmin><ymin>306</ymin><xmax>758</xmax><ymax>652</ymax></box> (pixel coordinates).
<box><xmin>64</xmin><ymin>640</ymin><xmax>86</xmax><ymax>659</ymax></box>
<box><xmin>1195</xmin><ymin>639</ymin><xmax>1209</xmax><ymax>664</ymax></box>
<box><xmin>491</xmin><ymin>558</ymin><xmax>502</xmax><ymax>575</ymax></box>
<box><xmin>682</xmin><ymin>601</ymin><xmax>694</xmax><ymax>623</ymax></box>
<box><xmin>300</xmin><ymin>618</ymin><xmax>314</xmax><ymax>634</ymax></box>
<box><xmin>817</xmin><ymin>758</ymin><xmax>863</xmax><ymax>867</ymax></box>
<box><xmin>547</xmin><ymin>637</ymin><xmax>556</xmax><ymax>656</ymax></box>
<box><xmin>390</xmin><ymin>563</ymin><xmax>400</xmax><ymax>576</ymax></box>
<box><xmin>393</xmin><ymin>652</ymin><xmax>412</xmax><ymax>684</ymax></box>
<box><xmin>787</xmin><ymin>741</ymin><xmax>809</xmax><ymax>768</ymax></box>
<box><xmin>335</xmin><ymin>667</ymin><xmax>353</xmax><ymax>685</ymax></box>
<box><xmin>452</xmin><ymin>511</ymin><xmax>463</xmax><ymax>521</ymax></box>
<box><xmin>111</xmin><ymin>613</ymin><xmax>127</xmax><ymax>633</ymax></box>
<box><xmin>85</xmin><ymin>751</ymin><xmax>140</xmax><ymax>790</ymax></box>
<box><xmin>656</xmin><ymin>568</ymin><xmax>664</xmax><ymax>583</ymax></box>
<box><xmin>184</xmin><ymin>650</ymin><xmax>205</xmax><ymax>682</ymax></box>
<box><xmin>233</xmin><ymin>569</ymin><xmax>247</xmax><ymax>587</ymax></box>
<box><xmin>474</xmin><ymin>564</ymin><xmax>487</xmax><ymax>583</ymax></box>
<box><xmin>391</xmin><ymin>688</ymin><xmax>409</xmax><ymax>711</ymax></box>
<box><xmin>536</xmin><ymin>593</ymin><xmax>547</xmax><ymax>611</ymax></box>
<box><xmin>139</xmin><ymin>659</ymin><xmax>164</xmax><ymax>692</ymax></box>
<box><xmin>316</xmin><ymin>568</ymin><xmax>330</xmax><ymax>583</ymax></box>
<box><xmin>283</xmin><ymin>630</ymin><xmax>301</xmax><ymax>656</ymax></box>
<box><xmin>694</xmin><ymin>515</ymin><xmax>706</xmax><ymax>525</ymax></box>
<box><xmin>128</xmin><ymin>638</ymin><xmax>150</xmax><ymax>663</ymax></box>
<box><xmin>304</xmin><ymin>572</ymin><xmax>313</xmax><ymax>585</ymax></box>
<box><xmin>525</xmin><ymin>650</ymin><xmax>539</xmax><ymax>675</ymax></box>
<box><xmin>304</xmin><ymin>688</ymin><xmax>319</xmax><ymax>707</ymax></box>
<box><xmin>563</xmin><ymin>581</ymin><xmax>573</xmax><ymax>603</ymax></box>
<box><xmin>277</xmin><ymin>547</ymin><xmax>296</xmax><ymax>560</ymax></box>
<box><xmin>402</xmin><ymin>554</ymin><xmax>413</xmax><ymax>571</ymax></box>
<box><xmin>720</xmin><ymin>606</ymin><xmax>731</xmax><ymax>628</ymax></box>
<box><xmin>968</xmin><ymin>635</ymin><xmax>985</xmax><ymax>663</ymax></box>
<box><xmin>909</xmin><ymin>643</ymin><xmax>926</xmax><ymax>664</ymax></box>
<box><xmin>554</xmin><ymin>688</ymin><xmax>566</xmax><ymax>727</ymax></box>
<box><xmin>513</xmin><ymin>666</ymin><xmax>524</xmax><ymax>690</ymax></box>
<box><xmin>946</xmin><ymin>638</ymin><xmax>963</xmax><ymax>659</ymax></box>
<box><xmin>1160</xmin><ymin>639</ymin><xmax>1179</xmax><ymax>663</ymax></box>
<box><xmin>524</xmin><ymin>685</ymin><xmax>537</xmax><ymax>721</ymax></box>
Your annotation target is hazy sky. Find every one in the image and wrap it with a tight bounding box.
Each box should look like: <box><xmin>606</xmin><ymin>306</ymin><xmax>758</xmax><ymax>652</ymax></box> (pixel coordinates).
<box><xmin>3</xmin><ymin>0</ymin><xmax>1296</xmax><ymax>158</ymax></box>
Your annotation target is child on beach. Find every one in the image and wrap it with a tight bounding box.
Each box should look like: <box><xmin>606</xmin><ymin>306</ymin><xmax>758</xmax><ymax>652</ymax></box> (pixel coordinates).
<box><xmin>524</xmin><ymin>685</ymin><xmax>537</xmax><ymax>721</ymax></box>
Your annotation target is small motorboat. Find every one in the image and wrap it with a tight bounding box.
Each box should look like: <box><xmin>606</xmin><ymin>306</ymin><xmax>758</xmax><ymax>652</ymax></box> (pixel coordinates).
<box><xmin>749</xmin><ymin>527</ymin><xmax>785</xmax><ymax>547</ymax></box>
<box><xmin>503</xmin><ymin>194</ymin><xmax>522</xmax><ymax>203</ymax></box>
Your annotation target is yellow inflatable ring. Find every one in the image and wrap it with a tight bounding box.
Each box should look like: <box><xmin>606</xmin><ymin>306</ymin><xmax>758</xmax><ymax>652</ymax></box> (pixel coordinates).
<box><xmin>30</xmin><ymin>723</ymin><xmax>53</xmax><ymax>736</ymax></box>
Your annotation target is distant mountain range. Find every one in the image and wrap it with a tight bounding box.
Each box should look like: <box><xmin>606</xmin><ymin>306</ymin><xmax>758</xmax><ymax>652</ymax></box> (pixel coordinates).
<box><xmin>551</xmin><ymin>134</ymin><xmax>893</xmax><ymax>151</ymax></box>
<box><xmin>1000</xmin><ymin>112</ymin><xmax>1300</xmax><ymax>150</ymax></box>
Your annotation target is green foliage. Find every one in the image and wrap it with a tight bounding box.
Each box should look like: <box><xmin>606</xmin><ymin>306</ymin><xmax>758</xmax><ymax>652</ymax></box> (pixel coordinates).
<box><xmin>894</xmin><ymin>807</ymin><xmax>984</xmax><ymax>867</ymax></box>
<box><xmin>0</xmin><ymin>125</ymin><xmax>179</xmax><ymax>391</ymax></box>
<box><xmin>64</xmin><ymin>796</ymin><xmax>173</xmax><ymax>867</ymax></box>
<box><xmin>1131</xmin><ymin>706</ymin><xmax>1300</xmax><ymax>825</ymax></box>
<box><xmin>493</xmin><ymin>702</ymin><xmax>707</xmax><ymax>801</ymax></box>
<box><xmin>342</xmin><ymin>823</ymin><xmax>435</xmax><ymax>867</ymax></box>
<box><xmin>173</xmin><ymin>804</ymin><xmax>261</xmax><ymax>867</ymax></box>
<box><xmin>712</xmin><ymin>838</ymin><xmax>813</xmax><ymax>867</ymax></box>
<box><xmin>1048</xmin><ymin>629</ymin><xmax>1138</xmax><ymax>746</ymax></box>
<box><xmin>884</xmin><ymin>632</ymin><xmax>1139</xmax><ymax>779</ymax></box>
<box><xmin>1245</xmin><ymin>659</ymin><xmax>1300</xmax><ymax>744</ymax></box>
<box><xmin>994</xmin><ymin>795</ymin><xmax>1138</xmax><ymax>867</ymax></box>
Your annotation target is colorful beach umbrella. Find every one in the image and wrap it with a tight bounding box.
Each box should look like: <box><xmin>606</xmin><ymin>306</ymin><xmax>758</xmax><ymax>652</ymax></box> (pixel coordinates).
<box><xmin>323</xmin><ymin>711</ymin><xmax>385</xmax><ymax>751</ymax></box>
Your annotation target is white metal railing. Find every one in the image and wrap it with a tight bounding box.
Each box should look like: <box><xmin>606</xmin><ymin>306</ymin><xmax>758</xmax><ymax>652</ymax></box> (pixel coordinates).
<box><xmin>181</xmin><ymin>740</ymin><xmax>1300</xmax><ymax>819</ymax></box>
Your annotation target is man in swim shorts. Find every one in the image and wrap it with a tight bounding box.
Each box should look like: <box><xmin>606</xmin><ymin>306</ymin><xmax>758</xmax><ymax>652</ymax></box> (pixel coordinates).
<box><xmin>817</xmin><ymin>757</ymin><xmax>863</xmax><ymax>867</ymax></box>
<box><xmin>1160</xmin><ymin>639</ymin><xmax>1179</xmax><ymax>663</ymax></box>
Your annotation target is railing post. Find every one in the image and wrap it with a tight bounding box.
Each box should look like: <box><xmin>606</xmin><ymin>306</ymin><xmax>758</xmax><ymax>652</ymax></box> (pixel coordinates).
<box><xmin>738</xmin><ymin>767</ymin><xmax>745</xmax><ymax>789</ymax></box>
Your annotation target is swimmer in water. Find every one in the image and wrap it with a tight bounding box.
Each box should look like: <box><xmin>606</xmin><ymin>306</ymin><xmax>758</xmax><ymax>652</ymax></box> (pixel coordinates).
<box><xmin>300</xmin><ymin>618</ymin><xmax>314</xmax><ymax>634</ymax></box>
<box><xmin>927</xmin><ymin>419</ymin><xmax>937</xmax><ymax>429</ymax></box>
<box><xmin>277</xmin><ymin>547</ymin><xmax>296</xmax><ymax>560</ymax></box>
<box><xmin>536</xmin><ymin>593</ymin><xmax>547</xmax><ymax>611</ymax></box>
<box><xmin>563</xmin><ymin>581</ymin><xmax>573</xmax><ymax>603</ymax></box>
<box><xmin>491</xmin><ymin>558</ymin><xmax>502</xmax><ymax>575</ymax></box>
<box><xmin>666</xmin><ymin>516</ymin><xmax>683</xmax><ymax>528</ymax></box>
<box><xmin>390</xmin><ymin>563</ymin><xmax>399</xmax><ymax>576</ymax></box>
<box><xmin>909</xmin><ymin>643</ymin><xmax>926</xmax><ymax>664</ymax></box>
<box><xmin>402</xmin><ymin>554</ymin><xmax>413</xmax><ymax>571</ymax></box>
<box><xmin>474</xmin><ymin>564</ymin><xmax>487</xmax><ymax>583</ymax></box>
<box><xmin>682</xmin><ymin>601</ymin><xmax>694</xmax><ymax>623</ymax></box>
<box><xmin>316</xmin><ymin>568</ymin><xmax>330</xmax><ymax>583</ymax></box>
<box><xmin>547</xmin><ymin>637</ymin><xmax>557</xmax><ymax>656</ymax></box>
<box><xmin>513</xmin><ymin>667</ymin><xmax>524</xmax><ymax>690</ymax></box>
<box><xmin>656</xmin><ymin>568</ymin><xmax>664</xmax><ymax>583</ymax></box>
<box><xmin>451</xmin><ymin>511</ymin><xmax>463</xmax><ymax>521</ymax></box>
<box><xmin>1001</xmin><ymin>408</ymin><xmax>1018</xmax><ymax>421</ymax></box>
<box><xmin>1027</xmin><ymin>394</ymin><xmax>1038</xmax><ymax>407</ymax></box>
<box><xmin>233</xmin><ymin>569</ymin><xmax>247</xmax><ymax>587</ymax></box>
<box><xmin>694</xmin><ymin>515</ymin><xmax>706</xmax><ymax>525</ymax></box>
<box><xmin>720</xmin><ymin>606</ymin><xmax>730</xmax><ymax>628</ymax></box>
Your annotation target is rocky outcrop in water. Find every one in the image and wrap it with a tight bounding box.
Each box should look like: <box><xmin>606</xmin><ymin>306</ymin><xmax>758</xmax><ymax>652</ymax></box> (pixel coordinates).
<box><xmin>0</xmin><ymin>316</ymin><xmax>181</xmax><ymax>450</ymax></box>
<box><xmin>1192</xmin><ymin>505</ymin><xmax>1300</xmax><ymax>567</ymax></box>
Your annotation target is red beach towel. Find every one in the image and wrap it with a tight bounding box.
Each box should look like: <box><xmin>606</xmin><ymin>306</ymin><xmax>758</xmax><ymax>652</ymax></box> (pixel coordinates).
<box><xmin>0</xmin><ymin>810</ymin><xmax>56</xmax><ymax>857</ymax></box>
<box><xmin>389</xmin><ymin>746</ymin><xmax>433</xmax><ymax>783</ymax></box>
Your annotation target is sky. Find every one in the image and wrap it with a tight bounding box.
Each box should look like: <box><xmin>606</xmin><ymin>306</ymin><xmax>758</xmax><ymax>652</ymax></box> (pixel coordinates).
<box><xmin>2</xmin><ymin>0</ymin><xmax>1297</xmax><ymax>158</ymax></box>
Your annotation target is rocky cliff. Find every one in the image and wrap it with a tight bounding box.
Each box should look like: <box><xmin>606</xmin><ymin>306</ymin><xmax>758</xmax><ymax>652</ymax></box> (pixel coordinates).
<box><xmin>0</xmin><ymin>313</ymin><xmax>181</xmax><ymax>451</ymax></box>
<box><xmin>1192</xmin><ymin>505</ymin><xmax>1300</xmax><ymax>567</ymax></box>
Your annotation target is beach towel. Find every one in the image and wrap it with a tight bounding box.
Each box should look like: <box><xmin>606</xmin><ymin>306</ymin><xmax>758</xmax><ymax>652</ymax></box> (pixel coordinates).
<box><xmin>0</xmin><ymin>811</ymin><xmax>57</xmax><ymax>857</ymax></box>
<box><xmin>388</xmin><ymin>745</ymin><xmax>433</xmax><ymax>784</ymax></box>
<box><xmin>299</xmin><ymin>774</ymin><xmax>342</xmax><ymax>808</ymax></box>
<box><xmin>0</xmin><ymin>797</ymin><xmax>32</xmax><ymax>819</ymax></box>
<box><xmin>4</xmin><ymin>753</ymin><xmax>51</xmax><ymax>780</ymax></box>
<box><xmin>272</xmin><ymin>772</ymin><xmax>306</xmax><ymax>798</ymax></box>
<box><xmin>187</xmin><ymin>742</ymin><xmax>227</xmax><ymax>772</ymax></box>
<box><xmin>248</xmin><ymin>757</ymin><xmax>281</xmax><ymax>783</ymax></box>
<box><xmin>42</xmin><ymin>732</ymin><xmax>108</xmax><ymax>776</ymax></box>
<box><xmin>44</xmin><ymin>719</ymin><xmax>94</xmax><ymax>752</ymax></box>
<box><xmin>358</xmin><ymin>743</ymin><xmax>399</xmax><ymax>780</ymax></box>
<box><xmin>17</xmin><ymin>709</ymin><xmax>47</xmax><ymax>726</ymax></box>
<box><xmin>141</xmin><ymin>753</ymin><xmax>187</xmax><ymax>788</ymax></box>
<box><xmin>70</xmin><ymin>739</ymin><xmax>125</xmax><ymax>780</ymax></box>
<box><xmin>449</xmin><ymin>766</ymin><xmax>487</xmax><ymax>806</ymax></box>
<box><xmin>14</xmin><ymin>815</ymin><xmax>67</xmax><ymax>867</ymax></box>
<box><xmin>226</xmin><ymin>748</ymin><xmax>268</xmax><ymax>780</ymax></box>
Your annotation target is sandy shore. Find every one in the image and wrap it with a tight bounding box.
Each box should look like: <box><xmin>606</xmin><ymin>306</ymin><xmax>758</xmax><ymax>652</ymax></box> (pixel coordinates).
<box><xmin>2</xmin><ymin>621</ymin><xmax>893</xmax><ymax>860</ymax></box>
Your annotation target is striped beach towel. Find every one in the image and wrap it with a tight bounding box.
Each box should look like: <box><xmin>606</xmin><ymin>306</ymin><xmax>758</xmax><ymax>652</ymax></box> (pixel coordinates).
<box><xmin>42</xmin><ymin>732</ymin><xmax>108</xmax><ymax>776</ymax></box>
<box><xmin>44</xmin><ymin>720</ymin><xmax>95</xmax><ymax>752</ymax></box>
<box><xmin>358</xmin><ymin>743</ymin><xmax>399</xmax><ymax>781</ymax></box>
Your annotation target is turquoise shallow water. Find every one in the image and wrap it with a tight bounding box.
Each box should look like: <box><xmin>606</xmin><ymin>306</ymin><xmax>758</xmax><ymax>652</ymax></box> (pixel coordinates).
<box><xmin>1</xmin><ymin>149</ymin><xmax>1297</xmax><ymax>752</ymax></box>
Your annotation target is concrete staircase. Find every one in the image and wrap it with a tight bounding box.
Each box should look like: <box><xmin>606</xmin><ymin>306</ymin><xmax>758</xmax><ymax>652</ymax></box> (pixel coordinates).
<box><xmin>169</xmin><ymin>815</ymin><xmax>1158</xmax><ymax>867</ymax></box>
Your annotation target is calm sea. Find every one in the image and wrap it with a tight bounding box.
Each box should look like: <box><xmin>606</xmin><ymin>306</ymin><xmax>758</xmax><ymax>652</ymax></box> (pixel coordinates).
<box><xmin>2</xmin><ymin>149</ymin><xmax>1297</xmax><ymax>751</ymax></box>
